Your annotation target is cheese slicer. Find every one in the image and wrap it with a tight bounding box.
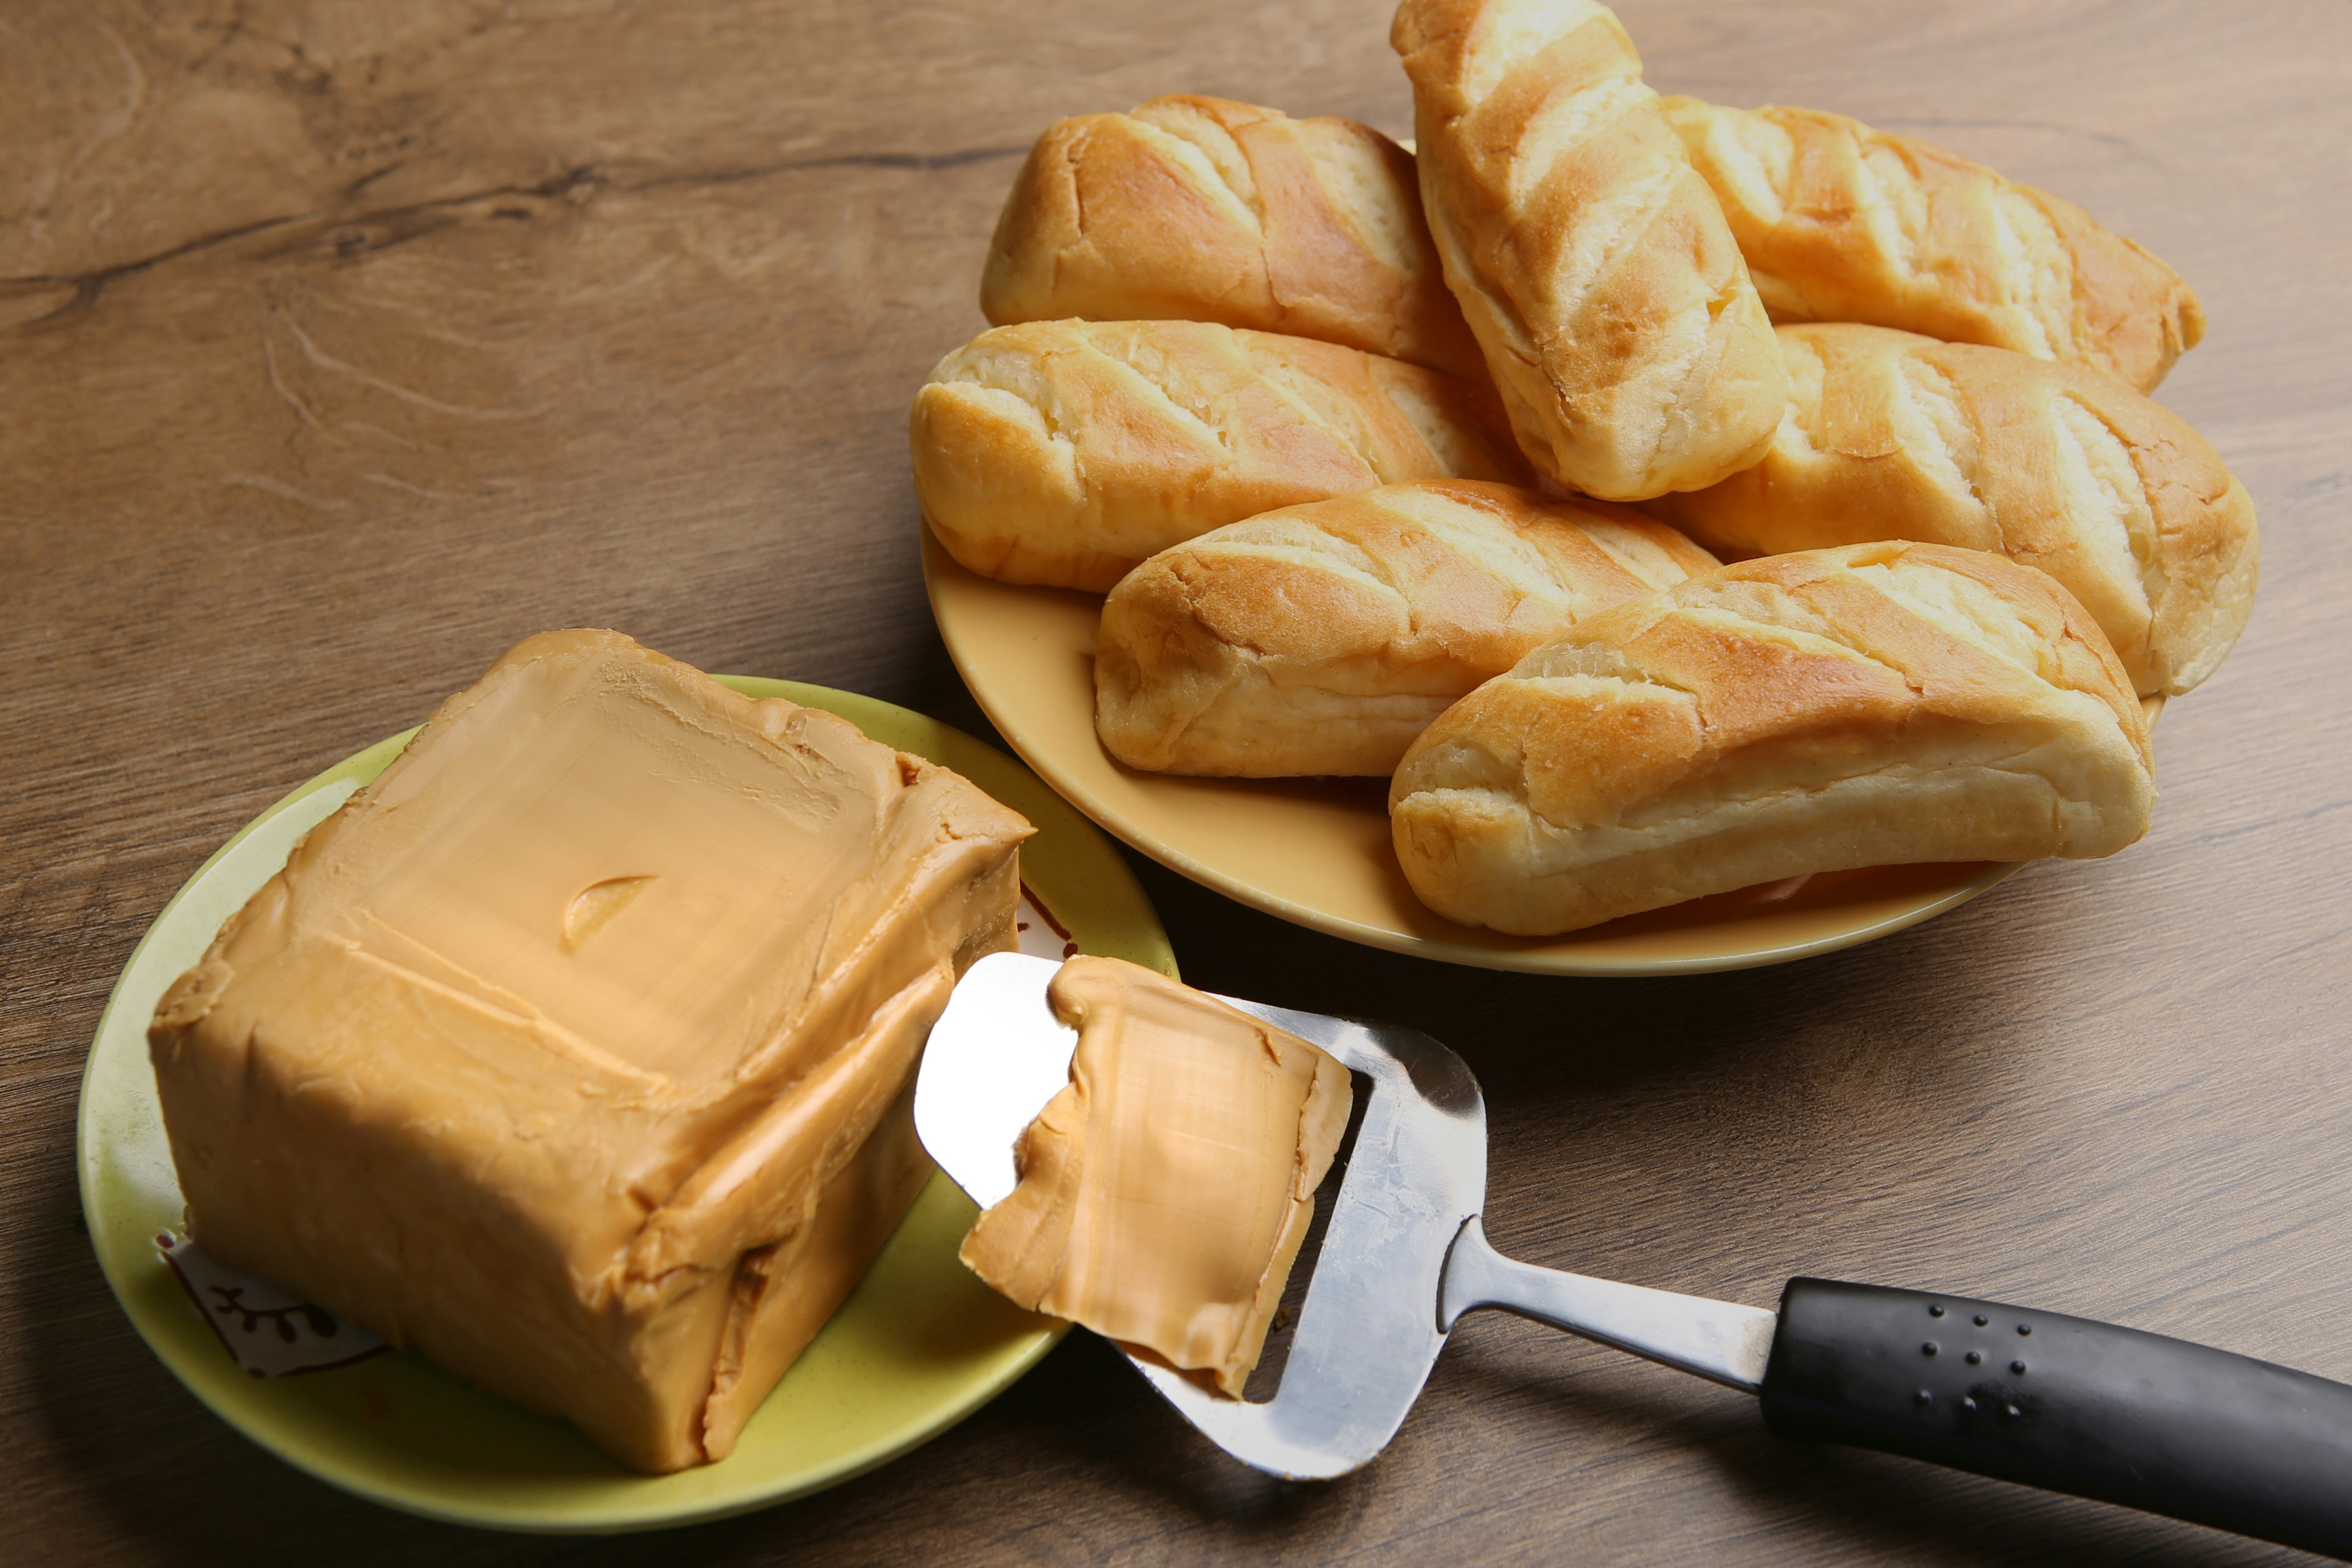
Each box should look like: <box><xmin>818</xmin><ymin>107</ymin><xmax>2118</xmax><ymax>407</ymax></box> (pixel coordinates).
<box><xmin>918</xmin><ymin>953</ymin><xmax>2352</xmax><ymax>1557</ymax></box>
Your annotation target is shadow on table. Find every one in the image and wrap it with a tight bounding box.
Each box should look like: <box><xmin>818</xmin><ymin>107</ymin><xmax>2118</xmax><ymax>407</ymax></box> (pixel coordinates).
<box><xmin>1425</xmin><ymin>1329</ymin><xmax>2304</xmax><ymax>1567</ymax></box>
<box><xmin>965</xmin><ymin>1292</ymin><xmax>2299</xmax><ymax>1567</ymax></box>
<box><xmin>18</xmin><ymin>1177</ymin><xmax>633</xmax><ymax>1566</ymax></box>
<box><xmin>25</xmin><ymin>802</ymin><xmax>2278</xmax><ymax>1564</ymax></box>
<box><xmin>28</xmin><ymin>1107</ymin><xmax>2294</xmax><ymax>1567</ymax></box>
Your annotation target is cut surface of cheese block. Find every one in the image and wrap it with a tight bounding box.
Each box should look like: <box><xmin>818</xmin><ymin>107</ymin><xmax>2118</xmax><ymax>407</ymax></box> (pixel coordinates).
<box><xmin>148</xmin><ymin>628</ymin><xmax>1033</xmax><ymax>1471</ymax></box>
<box><xmin>959</xmin><ymin>957</ymin><xmax>1352</xmax><ymax>1396</ymax></box>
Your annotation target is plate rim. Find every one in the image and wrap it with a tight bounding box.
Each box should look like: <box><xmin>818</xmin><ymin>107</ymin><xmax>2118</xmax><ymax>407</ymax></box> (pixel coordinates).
<box><xmin>76</xmin><ymin>674</ymin><xmax>1171</xmax><ymax>1532</ymax></box>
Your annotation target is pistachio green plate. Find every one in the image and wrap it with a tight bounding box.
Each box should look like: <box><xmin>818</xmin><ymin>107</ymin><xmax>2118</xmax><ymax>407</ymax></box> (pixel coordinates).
<box><xmin>77</xmin><ymin>677</ymin><xmax>1174</xmax><ymax>1532</ymax></box>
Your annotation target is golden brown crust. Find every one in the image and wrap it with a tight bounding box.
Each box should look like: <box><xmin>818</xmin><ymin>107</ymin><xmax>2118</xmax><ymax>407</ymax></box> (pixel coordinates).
<box><xmin>1645</xmin><ymin>323</ymin><xmax>2258</xmax><ymax>696</ymax></box>
<box><xmin>1661</xmin><ymin>97</ymin><xmax>2204</xmax><ymax>392</ymax></box>
<box><xmin>981</xmin><ymin>96</ymin><xmax>1485</xmax><ymax>380</ymax></box>
<box><xmin>1094</xmin><ymin>479</ymin><xmax>1717</xmax><ymax>775</ymax></box>
<box><xmin>1390</xmin><ymin>541</ymin><xmax>2155</xmax><ymax>935</ymax></box>
<box><xmin>1391</xmin><ymin>0</ymin><xmax>1789</xmax><ymax>501</ymax></box>
<box><xmin>912</xmin><ymin>318</ymin><xmax>1531</xmax><ymax>591</ymax></box>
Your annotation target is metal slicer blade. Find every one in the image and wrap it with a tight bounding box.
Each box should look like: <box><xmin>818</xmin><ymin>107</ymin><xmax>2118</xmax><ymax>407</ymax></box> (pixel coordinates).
<box><xmin>917</xmin><ymin>952</ymin><xmax>1487</xmax><ymax>1480</ymax></box>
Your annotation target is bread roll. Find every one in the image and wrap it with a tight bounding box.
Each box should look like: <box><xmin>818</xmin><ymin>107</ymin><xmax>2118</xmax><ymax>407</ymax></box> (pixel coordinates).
<box><xmin>913</xmin><ymin>319</ymin><xmax>1530</xmax><ymax>591</ymax></box>
<box><xmin>1390</xmin><ymin>541</ymin><xmax>2155</xmax><ymax>935</ymax></box>
<box><xmin>982</xmin><ymin>96</ymin><xmax>1485</xmax><ymax>380</ymax></box>
<box><xmin>1095</xmin><ymin>480</ymin><xmax>1718</xmax><ymax>777</ymax></box>
<box><xmin>1391</xmin><ymin>0</ymin><xmax>1789</xmax><ymax>501</ymax></box>
<box><xmin>1660</xmin><ymin>97</ymin><xmax>2203</xmax><ymax>393</ymax></box>
<box><xmin>1645</xmin><ymin>324</ymin><xmax>2258</xmax><ymax>698</ymax></box>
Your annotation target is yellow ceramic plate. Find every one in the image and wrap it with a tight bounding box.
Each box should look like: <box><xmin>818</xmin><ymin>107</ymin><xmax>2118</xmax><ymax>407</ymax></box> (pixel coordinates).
<box><xmin>77</xmin><ymin>677</ymin><xmax>1174</xmax><ymax>1532</ymax></box>
<box><xmin>924</xmin><ymin>527</ymin><xmax>2161</xmax><ymax>976</ymax></box>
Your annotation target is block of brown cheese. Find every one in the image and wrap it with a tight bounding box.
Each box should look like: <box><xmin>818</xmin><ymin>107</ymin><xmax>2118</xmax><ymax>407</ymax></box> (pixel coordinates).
<box><xmin>148</xmin><ymin>629</ymin><xmax>1034</xmax><ymax>1471</ymax></box>
<box><xmin>959</xmin><ymin>957</ymin><xmax>1352</xmax><ymax>1396</ymax></box>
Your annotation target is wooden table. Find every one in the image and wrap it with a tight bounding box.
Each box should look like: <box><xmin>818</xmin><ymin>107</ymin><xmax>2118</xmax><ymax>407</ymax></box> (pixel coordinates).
<box><xmin>7</xmin><ymin>1</ymin><xmax>2347</xmax><ymax>1561</ymax></box>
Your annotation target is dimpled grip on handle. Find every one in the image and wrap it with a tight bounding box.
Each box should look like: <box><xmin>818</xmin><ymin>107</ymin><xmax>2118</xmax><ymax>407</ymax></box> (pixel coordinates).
<box><xmin>1759</xmin><ymin>1278</ymin><xmax>2352</xmax><ymax>1557</ymax></box>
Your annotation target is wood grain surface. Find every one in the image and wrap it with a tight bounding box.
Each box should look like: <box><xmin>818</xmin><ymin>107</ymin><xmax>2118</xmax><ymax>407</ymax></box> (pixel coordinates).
<box><xmin>6</xmin><ymin>1</ymin><xmax>2347</xmax><ymax>1562</ymax></box>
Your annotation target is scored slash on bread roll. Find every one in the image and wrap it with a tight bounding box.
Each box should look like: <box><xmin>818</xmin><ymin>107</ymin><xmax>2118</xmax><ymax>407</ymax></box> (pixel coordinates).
<box><xmin>1095</xmin><ymin>480</ymin><xmax>1718</xmax><ymax>777</ymax></box>
<box><xmin>1392</xmin><ymin>0</ymin><xmax>1790</xmax><ymax>502</ymax></box>
<box><xmin>913</xmin><ymin>318</ymin><xmax>1531</xmax><ymax>592</ymax></box>
<box><xmin>982</xmin><ymin>96</ymin><xmax>1486</xmax><ymax>380</ymax></box>
<box><xmin>1645</xmin><ymin>323</ymin><xmax>2258</xmax><ymax>698</ymax></box>
<box><xmin>1390</xmin><ymin>541</ymin><xmax>2156</xmax><ymax>936</ymax></box>
<box><xmin>1660</xmin><ymin>97</ymin><xmax>2203</xmax><ymax>394</ymax></box>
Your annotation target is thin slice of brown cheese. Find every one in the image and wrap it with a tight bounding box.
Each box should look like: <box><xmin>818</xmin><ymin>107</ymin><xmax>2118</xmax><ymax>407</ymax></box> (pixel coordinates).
<box><xmin>960</xmin><ymin>957</ymin><xmax>1353</xmax><ymax>1395</ymax></box>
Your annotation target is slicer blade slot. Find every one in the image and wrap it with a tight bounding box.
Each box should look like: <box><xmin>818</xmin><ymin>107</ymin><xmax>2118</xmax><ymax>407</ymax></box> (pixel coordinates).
<box><xmin>1242</xmin><ymin>1069</ymin><xmax>1374</xmax><ymax>1404</ymax></box>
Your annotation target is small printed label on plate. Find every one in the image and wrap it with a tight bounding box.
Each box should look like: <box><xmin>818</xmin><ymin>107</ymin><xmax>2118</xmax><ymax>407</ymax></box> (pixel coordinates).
<box><xmin>1016</xmin><ymin>883</ymin><xmax>1079</xmax><ymax>961</ymax></box>
<box><xmin>155</xmin><ymin>1232</ymin><xmax>385</xmax><ymax>1378</ymax></box>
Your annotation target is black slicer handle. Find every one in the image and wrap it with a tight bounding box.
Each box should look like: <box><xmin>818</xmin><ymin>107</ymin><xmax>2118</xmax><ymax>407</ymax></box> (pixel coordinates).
<box><xmin>1758</xmin><ymin>1279</ymin><xmax>2352</xmax><ymax>1557</ymax></box>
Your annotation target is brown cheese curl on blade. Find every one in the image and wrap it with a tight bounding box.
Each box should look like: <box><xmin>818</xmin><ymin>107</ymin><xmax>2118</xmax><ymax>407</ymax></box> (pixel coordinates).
<box><xmin>1389</xmin><ymin>543</ymin><xmax>2155</xmax><ymax>936</ymax></box>
<box><xmin>982</xmin><ymin>94</ymin><xmax>1486</xmax><ymax>380</ymax></box>
<box><xmin>911</xmin><ymin>318</ymin><xmax>1531</xmax><ymax>592</ymax></box>
<box><xmin>1660</xmin><ymin>97</ymin><xmax>2203</xmax><ymax>393</ymax></box>
<box><xmin>149</xmin><ymin>629</ymin><xmax>1034</xmax><ymax>1472</ymax></box>
<box><xmin>959</xmin><ymin>957</ymin><xmax>1353</xmax><ymax>1398</ymax></box>
<box><xmin>1095</xmin><ymin>479</ymin><xmax>1719</xmax><ymax>777</ymax></box>
<box><xmin>1646</xmin><ymin>324</ymin><xmax>2258</xmax><ymax>698</ymax></box>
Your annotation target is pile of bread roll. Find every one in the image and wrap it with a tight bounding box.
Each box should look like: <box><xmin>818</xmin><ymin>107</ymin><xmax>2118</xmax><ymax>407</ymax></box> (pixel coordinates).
<box><xmin>911</xmin><ymin>0</ymin><xmax>2256</xmax><ymax>938</ymax></box>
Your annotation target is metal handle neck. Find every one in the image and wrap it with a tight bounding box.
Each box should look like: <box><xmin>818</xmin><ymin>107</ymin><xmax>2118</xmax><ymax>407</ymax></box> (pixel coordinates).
<box><xmin>1440</xmin><ymin>1216</ymin><xmax>1776</xmax><ymax>1394</ymax></box>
